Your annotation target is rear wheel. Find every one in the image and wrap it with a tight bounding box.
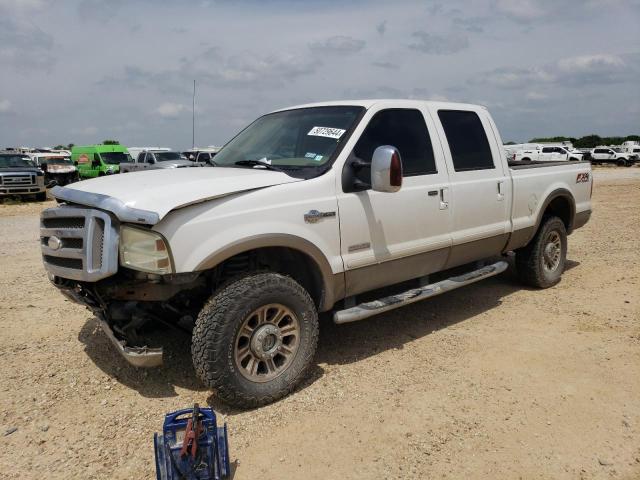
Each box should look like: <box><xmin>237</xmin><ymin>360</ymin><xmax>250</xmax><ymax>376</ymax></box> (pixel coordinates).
<box><xmin>516</xmin><ymin>216</ymin><xmax>567</xmax><ymax>288</ymax></box>
<box><xmin>192</xmin><ymin>272</ymin><xmax>319</xmax><ymax>408</ymax></box>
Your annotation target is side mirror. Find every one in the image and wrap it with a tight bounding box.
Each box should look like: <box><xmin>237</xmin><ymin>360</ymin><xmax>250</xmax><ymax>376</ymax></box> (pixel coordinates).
<box><xmin>371</xmin><ymin>146</ymin><xmax>402</xmax><ymax>193</ymax></box>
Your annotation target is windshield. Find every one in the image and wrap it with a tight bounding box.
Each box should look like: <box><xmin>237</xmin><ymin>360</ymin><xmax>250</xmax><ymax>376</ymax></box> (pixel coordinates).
<box><xmin>100</xmin><ymin>152</ymin><xmax>132</xmax><ymax>165</ymax></box>
<box><xmin>213</xmin><ymin>106</ymin><xmax>364</xmax><ymax>174</ymax></box>
<box><xmin>155</xmin><ymin>151</ymin><xmax>186</xmax><ymax>161</ymax></box>
<box><xmin>0</xmin><ymin>155</ymin><xmax>36</xmax><ymax>168</ymax></box>
<box><xmin>43</xmin><ymin>156</ymin><xmax>72</xmax><ymax>165</ymax></box>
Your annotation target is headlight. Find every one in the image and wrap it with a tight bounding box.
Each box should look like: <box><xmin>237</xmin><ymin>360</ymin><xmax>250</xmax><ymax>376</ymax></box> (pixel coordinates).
<box><xmin>119</xmin><ymin>226</ymin><xmax>173</xmax><ymax>274</ymax></box>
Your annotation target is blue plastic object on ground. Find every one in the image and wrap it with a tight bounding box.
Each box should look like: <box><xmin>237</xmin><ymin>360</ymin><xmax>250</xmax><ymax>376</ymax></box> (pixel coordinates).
<box><xmin>154</xmin><ymin>405</ymin><xmax>230</xmax><ymax>480</ymax></box>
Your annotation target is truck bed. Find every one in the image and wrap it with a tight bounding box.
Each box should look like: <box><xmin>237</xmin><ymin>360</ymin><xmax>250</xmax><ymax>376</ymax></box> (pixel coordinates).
<box><xmin>508</xmin><ymin>160</ymin><xmax>589</xmax><ymax>169</ymax></box>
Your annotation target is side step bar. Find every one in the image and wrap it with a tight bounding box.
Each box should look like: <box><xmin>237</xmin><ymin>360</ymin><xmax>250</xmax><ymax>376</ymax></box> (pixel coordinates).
<box><xmin>333</xmin><ymin>260</ymin><xmax>509</xmax><ymax>324</ymax></box>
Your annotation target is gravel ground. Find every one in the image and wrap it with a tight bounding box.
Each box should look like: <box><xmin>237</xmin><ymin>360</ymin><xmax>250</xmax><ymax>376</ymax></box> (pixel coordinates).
<box><xmin>0</xmin><ymin>167</ymin><xmax>638</xmax><ymax>479</ymax></box>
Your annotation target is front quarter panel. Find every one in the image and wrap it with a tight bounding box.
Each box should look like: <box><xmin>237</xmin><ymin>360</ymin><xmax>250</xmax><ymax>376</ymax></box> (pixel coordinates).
<box><xmin>153</xmin><ymin>171</ymin><xmax>343</xmax><ymax>276</ymax></box>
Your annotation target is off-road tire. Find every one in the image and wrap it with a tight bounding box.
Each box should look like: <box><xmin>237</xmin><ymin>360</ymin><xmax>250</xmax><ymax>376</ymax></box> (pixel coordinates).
<box><xmin>515</xmin><ymin>216</ymin><xmax>567</xmax><ymax>288</ymax></box>
<box><xmin>192</xmin><ymin>272</ymin><xmax>319</xmax><ymax>408</ymax></box>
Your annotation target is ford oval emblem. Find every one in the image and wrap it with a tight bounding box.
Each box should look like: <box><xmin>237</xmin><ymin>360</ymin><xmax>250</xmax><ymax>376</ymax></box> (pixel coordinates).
<box><xmin>48</xmin><ymin>236</ymin><xmax>62</xmax><ymax>251</ymax></box>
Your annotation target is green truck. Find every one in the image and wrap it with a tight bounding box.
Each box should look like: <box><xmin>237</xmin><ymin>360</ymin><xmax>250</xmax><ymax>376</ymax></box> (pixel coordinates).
<box><xmin>71</xmin><ymin>145</ymin><xmax>132</xmax><ymax>179</ymax></box>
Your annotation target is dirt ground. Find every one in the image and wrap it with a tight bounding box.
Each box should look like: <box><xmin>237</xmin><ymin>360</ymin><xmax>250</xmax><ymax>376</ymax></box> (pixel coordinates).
<box><xmin>1</xmin><ymin>167</ymin><xmax>638</xmax><ymax>479</ymax></box>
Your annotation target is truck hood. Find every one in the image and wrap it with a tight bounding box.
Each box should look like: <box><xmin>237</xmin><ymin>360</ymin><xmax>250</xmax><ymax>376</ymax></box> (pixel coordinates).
<box><xmin>51</xmin><ymin>167</ymin><xmax>302</xmax><ymax>224</ymax></box>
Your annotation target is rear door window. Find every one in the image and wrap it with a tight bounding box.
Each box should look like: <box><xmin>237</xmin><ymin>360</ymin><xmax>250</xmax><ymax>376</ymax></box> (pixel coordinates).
<box><xmin>438</xmin><ymin>110</ymin><xmax>495</xmax><ymax>172</ymax></box>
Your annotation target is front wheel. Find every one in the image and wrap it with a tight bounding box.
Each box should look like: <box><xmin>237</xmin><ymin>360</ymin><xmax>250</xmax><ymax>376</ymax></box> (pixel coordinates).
<box><xmin>192</xmin><ymin>272</ymin><xmax>319</xmax><ymax>408</ymax></box>
<box><xmin>35</xmin><ymin>192</ymin><xmax>47</xmax><ymax>201</ymax></box>
<box><xmin>616</xmin><ymin>159</ymin><xmax>627</xmax><ymax>167</ymax></box>
<box><xmin>515</xmin><ymin>216</ymin><xmax>567</xmax><ymax>288</ymax></box>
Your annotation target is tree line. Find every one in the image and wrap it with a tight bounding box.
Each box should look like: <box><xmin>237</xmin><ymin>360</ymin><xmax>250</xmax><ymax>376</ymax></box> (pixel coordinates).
<box><xmin>505</xmin><ymin>134</ymin><xmax>640</xmax><ymax>148</ymax></box>
<box><xmin>52</xmin><ymin>140</ymin><xmax>119</xmax><ymax>149</ymax></box>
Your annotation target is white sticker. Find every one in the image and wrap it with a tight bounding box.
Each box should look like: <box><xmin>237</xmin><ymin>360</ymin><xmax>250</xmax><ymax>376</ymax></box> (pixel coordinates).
<box><xmin>307</xmin><ymin>126</ymin><xmax>346</xmax><ymax>139</ymax></box>
<box><xmin>305</xmin><ymin>152</ymin><xmax>317</xmax><ymax>158</ymax></box>
<box><xmin>314</xmin><ymin>155</ymin><xmax>323</xmax><ymax>161</ymax></box>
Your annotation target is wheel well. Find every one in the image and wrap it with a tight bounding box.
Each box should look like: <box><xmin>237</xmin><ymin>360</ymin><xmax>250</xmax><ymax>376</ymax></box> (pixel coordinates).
<box><xmin>213</xmin><ymin>247</ymin><xmax>325</xmax><ymax>309</ymax></box>
<box><xmin>543</xmin><ymin>195</ymin><xmax>573</xmax><ymax>232</ymax></box>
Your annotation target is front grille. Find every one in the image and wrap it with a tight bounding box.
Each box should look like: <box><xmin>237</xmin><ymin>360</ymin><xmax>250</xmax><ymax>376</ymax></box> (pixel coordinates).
<box><xmin>43</xmin><ymin>255</ymin><xmax>83</xmax><ymax>270</ymax></box>
<box><xmin>42</xmin><ymin>217</ymin><xmax>85</xmax><ymax>229</ymax></box>
<box><xmin>2</xmin><ymin>174</ymin><xmax>34</xmax><ymax>186</ymax></box>
<box><xmin>40</xmin><ymin>206</ymin><xmax>119</xmax><ymax>282</ymax></box>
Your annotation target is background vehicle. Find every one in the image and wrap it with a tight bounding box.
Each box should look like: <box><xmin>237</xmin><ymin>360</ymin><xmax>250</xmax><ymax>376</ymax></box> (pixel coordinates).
<box><xmin>513</xmin><ymin>145</ymin><xmax>582</xmax><ymax>162</ymax></box>
<box><xmin>72</xmin><ymin>145</ymin><xmax>131</xmax><ymax>178</ymax></box>
<box><xmin>127</xmin><ymin>147</ymin><xmax>170</xmax><ymax>161</ymax></box>
<box><xmin>42</xmin><ymin>100</ymin><xmax>592</xmax><ymax>408</ymax></box>
<box><xmin>590</xmin><ymin>146</ymin><xmax>636</xmax><ymax>166</ymax></box>
<box><xmin>29</xmin><ymin>152</ymin><xmax>79</xmax><ymax>186</ymax></box>
<box><xmin>120</xmin><ymin>150</ymin><xmax>204</xmax><ymax>173</ymax></box>
<box><xmin>183</xmin><ymin>147</ymin><xmax>221</xmax><ymax>164</ymax></box>
<box><xmin>0</xmin><ymin>151</ymin><xmax>46</xmax><ymax>200</ymax></box>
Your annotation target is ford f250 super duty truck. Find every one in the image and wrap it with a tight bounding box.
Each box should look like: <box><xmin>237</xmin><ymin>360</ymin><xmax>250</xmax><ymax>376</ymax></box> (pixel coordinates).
<box><xmin>40</xmin><ymin>100</ymin><xmax>592</xmax><ymax>408</ymax></box>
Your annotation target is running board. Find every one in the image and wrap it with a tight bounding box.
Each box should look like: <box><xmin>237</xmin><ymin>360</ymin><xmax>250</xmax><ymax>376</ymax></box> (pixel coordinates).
<box><xmin>333</xmin><ymin>260</ymin><xmax>509</xmax><ymax>324</ymax></box>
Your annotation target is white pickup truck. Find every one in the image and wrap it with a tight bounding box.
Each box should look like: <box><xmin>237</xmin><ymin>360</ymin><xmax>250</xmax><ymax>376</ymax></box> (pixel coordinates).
<box><xmin>513</xmin><ymin>145</ymin><xmax>583</xmax><ymax>162</ymax></box>
<box><xmin>41</xmin><ymin>100</ymin><xmax>592</xmax><ymax>407</ymax></box>
<box><xmin>589</xmin><ymin>147</ymin><xmax>637</xmax><ymax>166</ymax></box>
<box><xmin>120</xmin><ymin>150</ymin><xmax>205</xmax><ymax>173</ymax></box>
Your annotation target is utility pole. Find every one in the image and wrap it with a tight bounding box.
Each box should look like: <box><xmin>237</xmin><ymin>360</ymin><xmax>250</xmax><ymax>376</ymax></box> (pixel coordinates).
<box><xmin>192</xmin><ymin>79</ymin><xmax>196</xmax><ymax>149</ymax></box>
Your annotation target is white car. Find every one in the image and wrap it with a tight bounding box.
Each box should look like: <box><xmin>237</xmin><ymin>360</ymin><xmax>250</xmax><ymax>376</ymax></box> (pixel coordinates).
<box><xmin>41</xmin><ymin>99</ymin><xmax>593</xmax><ymax>408</ymax></box>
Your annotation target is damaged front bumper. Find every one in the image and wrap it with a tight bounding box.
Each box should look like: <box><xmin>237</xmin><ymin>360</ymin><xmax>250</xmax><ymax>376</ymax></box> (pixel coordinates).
<box><xmin>52</xmin><ymin>275</ymin><xmax>164</xmax><ymax>368</ymax></box>
<box><xmin>98</xmin><ymin>318</ymin><xmax>163</xmax><ymax>368</ymax></box>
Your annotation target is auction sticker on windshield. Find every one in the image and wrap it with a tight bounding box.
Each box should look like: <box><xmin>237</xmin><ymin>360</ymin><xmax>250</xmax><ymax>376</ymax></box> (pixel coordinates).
<box><xmin>307</xmin><ymin>126</ymin><xmax>346</xmax><ymax>139</ymax></box>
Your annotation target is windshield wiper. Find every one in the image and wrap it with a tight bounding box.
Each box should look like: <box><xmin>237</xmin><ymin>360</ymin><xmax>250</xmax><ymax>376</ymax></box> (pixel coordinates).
<box><xmin>234</xmin><ymin>160</ymin><xmax>286</xmax><ymax>172</ymax></box>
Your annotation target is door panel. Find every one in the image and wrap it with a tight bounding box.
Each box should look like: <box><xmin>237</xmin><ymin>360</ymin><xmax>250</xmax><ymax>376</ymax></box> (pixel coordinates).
<box><xmin>429</xmin><ymin>107</ymin><xmax>511</xmax><ymax>268</ymax></box>
<box><xmin>337</xmin><ymin>106</ymin><xmax>452</xmax><ymax>295</ymax></box>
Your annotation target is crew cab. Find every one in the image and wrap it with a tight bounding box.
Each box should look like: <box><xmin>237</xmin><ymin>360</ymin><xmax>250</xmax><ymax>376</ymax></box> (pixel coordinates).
<box><xmin>40</xmin><ymin>100</ymin><xmax>592</xmax><ymax>408</ymax></box>
<box><xmin>0</xmin><ymin>152</ymin><xmax>46</xmax><ymax>200</ymax></box>
<box><xmin>590</xmin><ymin>147</ymin><xmax>637</xmax><ymax>166</ymax></box>
<box><xmin>513</xmin><ymin>145</ymin><xmax>583</xmax><ymax>162</ymax></box>
<box><xmin>120</xmin><ymin>150</ymin><xmax>204</xmax><ymax>173</ymax></box>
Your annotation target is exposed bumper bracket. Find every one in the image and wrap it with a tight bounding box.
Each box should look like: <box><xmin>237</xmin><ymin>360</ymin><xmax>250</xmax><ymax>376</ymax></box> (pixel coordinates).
<box><xmin>99</xmin><ymin>319</ymin><xmax>163</xmax><ymax>368</ymax></box>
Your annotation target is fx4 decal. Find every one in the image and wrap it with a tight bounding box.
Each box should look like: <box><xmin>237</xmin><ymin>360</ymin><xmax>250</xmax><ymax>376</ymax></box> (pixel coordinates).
<box><xmin>576</xmin><ymin>172</ymin><xmax>590</xmax><ymax>183</ymax></box>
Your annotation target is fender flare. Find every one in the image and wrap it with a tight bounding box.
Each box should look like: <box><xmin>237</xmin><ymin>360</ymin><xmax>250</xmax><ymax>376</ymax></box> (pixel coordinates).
<box><xmin>194</xmin><ymin>233</ymin><xmax>342</xmax><ymax>311</ymax></box>
<box><xmin>533</xmin><ymin>188</ymin><xmax>576</xmax><ymax>236</ymax></box>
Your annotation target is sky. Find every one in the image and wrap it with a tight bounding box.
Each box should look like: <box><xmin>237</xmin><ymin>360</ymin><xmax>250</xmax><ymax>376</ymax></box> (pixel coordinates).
<box><xmin>1</xmin><ymin>0</ymin><xmax>639</xmax><ymax>149</ymax></box>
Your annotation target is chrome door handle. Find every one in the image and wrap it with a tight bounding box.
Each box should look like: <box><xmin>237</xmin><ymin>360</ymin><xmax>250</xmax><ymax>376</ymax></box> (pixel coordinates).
<box><xmin>439</xmin><ymin>187</ymin><xmax>449</xmax><ymax>210</ymax></box>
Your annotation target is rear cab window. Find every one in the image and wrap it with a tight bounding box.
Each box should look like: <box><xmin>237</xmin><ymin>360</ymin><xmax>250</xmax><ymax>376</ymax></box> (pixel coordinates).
<box><xmin>437</xmin><ymin>110</ymin><xmax>495</xmax><ymax>172</ymax></box>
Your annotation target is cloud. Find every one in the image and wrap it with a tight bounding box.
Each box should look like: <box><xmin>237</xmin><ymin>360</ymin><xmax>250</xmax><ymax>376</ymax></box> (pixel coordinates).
<box><xmin>409</xmin><ymin>31</ymin><xmax>469</xmax><ymax>55</ymax></box>
<box><xmin>155</xmin><ymin>102</ymin><xmax>189</xmax><ymax>118</ymax></box>
<box><xmin>102</xmin><ymin>48</ymin><xmax>318</xmax><ymax>94</ymax></box>
<box><xmin>0</xmin><ymin>18</ymin><xmax>54</xmax><ymax>70</ymax></box>
<box><xmin>492</xmin><ymin>0</ymin><xmax>545</xmax><ymax>20</ymax></box>
<box><xmin>71</xmin><ymin>126</ymin><xmax>99</xmax><ymax>136</ymax></box>
<box><xmin>376</xmin><ymin>20</ymin><xmax>387</xmax><ymax>36</ymax></box>
<box><xmin>309</xmin><ymin>35</ymin><xmax>366</xmax><ymax>55</ymax></box>
<box><xmin>372</xmin><ymin>61</ymin><xmax>398</xmax><ymax>69</ymax></box>
<box><xmin>0</xmin><ymin>99</ymin><xmax>12</xmax><ymax>113</ymax></box>
<box><xmin>77</xmin><ymin>0</ymin><xmax>125</xmax><ymax>21</ymax></box>
<box><xmin>451</xmin><ymin>16</ymin><xmax>485</xmax><ymax>33</ymax></box>
<box><xmin>470</xmin><ymin>53</ymin><xmax>638</xmax><ymax>89</ymax></box>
